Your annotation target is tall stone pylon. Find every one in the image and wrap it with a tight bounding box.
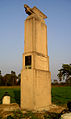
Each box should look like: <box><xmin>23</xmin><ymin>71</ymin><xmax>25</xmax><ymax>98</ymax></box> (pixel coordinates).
<box><xmin>21</xmin><ymin>4</ymin><xmax>51</xmax><ymax>111</ymax></box>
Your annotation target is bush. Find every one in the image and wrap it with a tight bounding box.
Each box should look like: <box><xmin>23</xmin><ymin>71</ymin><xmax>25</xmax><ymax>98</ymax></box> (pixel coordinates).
<box><xmin>67</xmin><ymin>101</ymin><xmax>71</xmax><ymax>111</ymax></box>
<box><xmin>7</xmin><ymin>115</ymin><xmax>14</xmax><ymax>119</ymax></box>
<box><xmin>23</xmin><ymin>111</ymin><xmax>39</xmax><ymax>119</ymax></box>
<box><xmin>44</xmin><ymin>112</ymin><xmax>60</xmax><ymax>119</ymax></box>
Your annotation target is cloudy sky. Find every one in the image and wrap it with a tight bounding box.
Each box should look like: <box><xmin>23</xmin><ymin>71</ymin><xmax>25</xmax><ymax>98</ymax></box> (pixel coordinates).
<box><xmin>0</xmin><ymin>0</ymin><xmax>71</xmax><ymax>80</ymax></box>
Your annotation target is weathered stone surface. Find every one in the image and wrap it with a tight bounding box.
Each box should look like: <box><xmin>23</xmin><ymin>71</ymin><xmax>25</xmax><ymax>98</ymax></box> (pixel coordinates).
<box><xmin>0</xmin><ymin>104</ymin><xmax>66</xmax><ymax>119</ymax></box>
<box><xmin>0</xmin><ymin>103</ymin><xmax>20</xmax><ymax>112</ymax></box>
<box><xmin>61</xmin><ymin>112</ymin><xmax>71</xmax><ymax>119</ymax></box>
<box><xmin>0</xmin><ymin>103</ymin><xmax>20</xmax><ymax>118</ymax></box>
<box><xmin>46</xmin><ymin>104</ymin><xmax>65</xmax><ymax>113</ymax></box>
<box><xmin>2</xmin><ymin>96</ymin><xmax>10</xmax><ymax>104</ymax></box>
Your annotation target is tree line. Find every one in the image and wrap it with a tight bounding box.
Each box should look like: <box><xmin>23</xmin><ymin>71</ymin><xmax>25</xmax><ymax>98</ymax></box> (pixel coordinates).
<box><xmin>57</xmin><ymin>64</ymin><xmax>71</xmax><ymax>83</ymax></box>
<box><xmin>0</xmin><ymin>64</ymin><xmax>71</xmax><ymax>86</ymax></box>
<box><xmin>0</xmin><ymin>70</ymin><xmax>21</xmax><ymax>86</ymax></box>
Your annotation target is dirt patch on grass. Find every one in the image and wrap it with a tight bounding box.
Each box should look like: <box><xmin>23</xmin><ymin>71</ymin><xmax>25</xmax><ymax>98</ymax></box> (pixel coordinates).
<box><xmin>0</xmin><ymin>103</ymin><xmax>66</xmax><ymax>119</ymax></box>
<box><xmin>0</xmin><ymin>86</ymin><xmax>20</xmax><ymax>89</ymax></box>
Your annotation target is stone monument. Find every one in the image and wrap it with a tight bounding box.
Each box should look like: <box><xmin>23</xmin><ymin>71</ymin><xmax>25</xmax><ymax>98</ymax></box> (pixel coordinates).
<box><xmin>2</xmin><ymin>92</ymin><xmax>10</xmax><ymax>104</ymax></box>
<box><xmin>21</xmin><ymin>4</ymin><xmax>51</xmax><ymax>111</ymax></box>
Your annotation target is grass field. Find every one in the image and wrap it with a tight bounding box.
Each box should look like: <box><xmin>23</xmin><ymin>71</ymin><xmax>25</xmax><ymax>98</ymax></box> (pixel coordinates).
<box><xmin>52</xmin><ymin>86</ymin><xmax>71</xmax><ymax>105</ymax></box>
<box><xmin>0</xmin><ymin>86</ymin><xmax>71</xmax><ymax>106</ymax></box>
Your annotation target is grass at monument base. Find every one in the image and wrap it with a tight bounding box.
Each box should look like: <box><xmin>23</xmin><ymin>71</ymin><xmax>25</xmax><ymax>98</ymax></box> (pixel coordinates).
<box><xmin>0</xmin><ymin>86</ymin><xmax>71</xmax><ymax>106</ymax></box>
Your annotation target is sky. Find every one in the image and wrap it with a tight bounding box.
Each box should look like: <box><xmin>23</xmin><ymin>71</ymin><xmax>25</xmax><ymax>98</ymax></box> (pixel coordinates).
<box><xmin>0</xmin><ymin>0</ymin><xmax>71</xmax><ymax>80</ymax></box>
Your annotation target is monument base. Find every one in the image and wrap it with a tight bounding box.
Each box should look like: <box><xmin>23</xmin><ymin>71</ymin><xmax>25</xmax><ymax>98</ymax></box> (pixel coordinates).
<box><xmin>21</xmin><ymin>69</ymin><xmax>51</xmax><ymax>111</ymax></box>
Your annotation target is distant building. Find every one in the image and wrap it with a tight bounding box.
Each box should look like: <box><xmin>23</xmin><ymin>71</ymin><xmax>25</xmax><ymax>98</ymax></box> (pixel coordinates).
<box><xmin>53</xmin><ymin>79</ymin><xmax>58</xmax><ymax>84</ymax></box>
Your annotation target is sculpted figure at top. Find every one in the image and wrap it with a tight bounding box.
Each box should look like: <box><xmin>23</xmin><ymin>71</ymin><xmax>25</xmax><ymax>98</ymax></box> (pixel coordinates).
<box><xmin>24</xmin><ymin>4</ymin><xmax>47</xmax><ymax>19</ymax></box>
<box><xmin>24</xmin><ymin>4</ymin><xmax>34</xmax><ymax>15</ymax></box>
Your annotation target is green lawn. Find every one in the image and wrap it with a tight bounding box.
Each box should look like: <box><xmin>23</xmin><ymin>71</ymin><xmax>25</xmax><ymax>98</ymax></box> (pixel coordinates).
<box><xmin>52</xmin><ymin>86</ymin><xmax>71</xmax><ymax>105</ymax></box>
<box><xmin>0</xmin><ymin>86</ymin><xmax>71</xmax><ymax>106</ymax></box>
